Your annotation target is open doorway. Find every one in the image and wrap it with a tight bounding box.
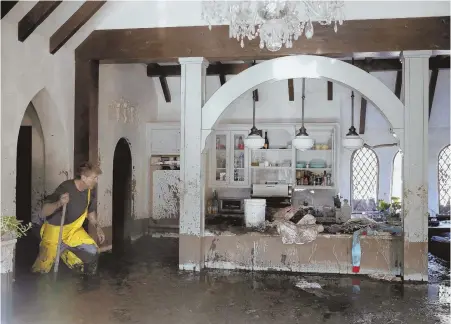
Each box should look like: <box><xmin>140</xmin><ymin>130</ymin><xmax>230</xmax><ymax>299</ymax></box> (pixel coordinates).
<box><xmin>15</xmin><ymin>103</ymin><xmax>45</xmax><ymax>276</ymax></box>
<box><xmin>112</xmin><ymin>138</ymin><xmax>133</xmax><ymax>253</ymax></box>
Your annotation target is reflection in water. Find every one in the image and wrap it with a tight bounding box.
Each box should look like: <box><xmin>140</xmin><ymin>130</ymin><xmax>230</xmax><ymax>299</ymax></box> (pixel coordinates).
<box><xmin>9</xmin><ymin>237</ymin><xmax>451</xmax><ymax>324</ymax></box>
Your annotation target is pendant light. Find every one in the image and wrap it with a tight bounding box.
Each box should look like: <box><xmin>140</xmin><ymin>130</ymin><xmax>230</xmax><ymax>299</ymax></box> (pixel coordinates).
<box><xmin>244</xmin><ymin>90</ymin><xmax>265</xmax><ymax>149</ymax></box>
<box><xmin>342</xmin><ymin>59</ymin><xmax>364</xmax><ymax>150</ymax></box>
<box><xmin>292</xmin><ymin>78</ymin><xmax>314</xmax><ymax>151</ymax></box>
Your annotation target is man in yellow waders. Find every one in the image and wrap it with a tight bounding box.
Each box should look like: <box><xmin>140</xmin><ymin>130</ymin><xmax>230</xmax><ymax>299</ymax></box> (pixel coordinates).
<box><xmin>32</xmin><ymin>162</ymin><xmax>105</xmax><ymax>275</ymax></box>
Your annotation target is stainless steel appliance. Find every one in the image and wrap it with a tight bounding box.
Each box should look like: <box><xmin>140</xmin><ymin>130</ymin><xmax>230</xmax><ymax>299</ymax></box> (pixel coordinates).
<box><xmin>251</xmin><ymin>183</ymin><xmax>292</xmax><ymax>208</ymax></box>
<box><xmin>219</xmin><ymin>198</ymin><xmax>244</xmax><ymax>214</ymax></box>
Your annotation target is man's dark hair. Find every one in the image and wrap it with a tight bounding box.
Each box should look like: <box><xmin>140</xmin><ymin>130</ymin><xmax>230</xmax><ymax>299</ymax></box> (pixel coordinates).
<box><xmin>76</xmin><ymin>162</ymin><xmax>102</xmax><ymax>179</ymax></box>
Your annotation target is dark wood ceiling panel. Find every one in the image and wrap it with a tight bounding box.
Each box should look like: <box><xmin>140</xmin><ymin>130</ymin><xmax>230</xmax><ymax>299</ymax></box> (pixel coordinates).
<box><xmin>49</xmin><ymin>0</ymin><xmax>106</xmax><ymax>54</ymax></box>
<box><xmin>1</xmin><ymin>1</ymin><xmax>18</xmax><ymax>19</ymax></box>
<box><xmin>76</xmin><ymin>16</ymin><xmax>450</xmax><ymax>62</ymax></box>
<box><xmin>18</xmin><ymin>1</ymin><xmax>61</xmax><ymax>42</ymax></box>
<box><xmin>394</xmin><ymin>70</ymin><xmax>402</xmax><ymax>99</ymax></box>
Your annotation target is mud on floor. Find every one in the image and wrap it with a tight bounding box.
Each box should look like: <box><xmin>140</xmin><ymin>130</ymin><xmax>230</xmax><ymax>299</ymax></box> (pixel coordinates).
<box><xmin>7</xmin><ymin>237</ymin><xmax>451</xmax><ymax>324</ymax></box>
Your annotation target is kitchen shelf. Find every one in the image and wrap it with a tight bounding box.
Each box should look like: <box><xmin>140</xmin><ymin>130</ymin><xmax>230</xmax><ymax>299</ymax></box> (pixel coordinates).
<box><xmin>251</xmin><ymin>166</ymin><xmax>292</xmax><ymax>170</ymax></box>
<box><xmin>296</xmin><ymin>168</ymin><xmax>332</xmax><ymax>172</ymax></box>
<box><xmin>294</xmin><ymin>185</ymin><xmax>335</xmax><ymax>190</ymax></box>
<box><xmin>252</xmin><ymin>148</ymin><xmax>291</xmax><ymax>152</ymax></box>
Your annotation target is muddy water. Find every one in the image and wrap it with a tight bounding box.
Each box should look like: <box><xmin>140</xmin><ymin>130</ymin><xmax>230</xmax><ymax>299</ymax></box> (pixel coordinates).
<box><xmin>9</xmin><ymin>237</ymin><xmax>451</xmax><ymax>324</ymax></box>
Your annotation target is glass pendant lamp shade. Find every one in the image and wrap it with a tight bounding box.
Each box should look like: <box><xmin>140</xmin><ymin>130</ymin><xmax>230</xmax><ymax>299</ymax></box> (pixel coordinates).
<box><xmin>292</xmin><ymin>78</ymin><xmax>314</xmax><ymax>151</ymax></box>
<box><xmin>293</xmin><ymin>126</ymin><xmax>314</xmax><ymax>151</ymax></box>
<box><xmin>245</xmin><ymin>91</ymin><xmax>264</xmax><ymax>149</ymax></box>
<box><xmin>244</xmin><ymin>126</ymin><xmax>265</xmax><ymax>149</ymax></box>
<box><xmin>342</xmin><ymin>125</ymin><xmax>364</xmax><ymax>150</ymax></box>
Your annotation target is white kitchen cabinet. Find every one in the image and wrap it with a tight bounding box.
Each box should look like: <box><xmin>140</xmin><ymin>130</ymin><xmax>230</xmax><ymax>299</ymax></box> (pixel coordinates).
<box><xmin>292</xmin><ymin>123</ymin><xmax>339</xmax><ymax>190</ymax></box>
<box><xmin>147</xmin><ymin>124</ymin><xmax>181</xmax><ymax>155</ymax></box>
<box><xmin>210</xmin><ymin>130</ymin><xmax>250</xmax><ymax>188</ymax></box>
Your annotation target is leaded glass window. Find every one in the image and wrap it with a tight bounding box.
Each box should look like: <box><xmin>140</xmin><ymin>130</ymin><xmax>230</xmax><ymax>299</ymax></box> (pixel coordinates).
<box><xmin>438</xmin><ymin>145</ymin><xmax>451</xmax><ymax>215</ymax></box>
<box><xmin>351</xmin><ymin>146</ymin><xmax>379</xmax><ymax>211</ymax></box>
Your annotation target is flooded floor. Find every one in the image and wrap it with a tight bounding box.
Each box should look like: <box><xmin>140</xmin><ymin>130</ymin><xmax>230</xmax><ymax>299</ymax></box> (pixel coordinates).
<box><xmin>7</xmin><ymin>237</ymin><xmax>451</xmax><ymax>324</ymax></box>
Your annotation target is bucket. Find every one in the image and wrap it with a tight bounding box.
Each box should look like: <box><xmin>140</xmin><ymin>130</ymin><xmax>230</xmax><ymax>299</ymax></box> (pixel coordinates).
<box><xmin>244</xmin><ymin>199</ymin><xmax>266</xmax><ymax>228</ymax></box>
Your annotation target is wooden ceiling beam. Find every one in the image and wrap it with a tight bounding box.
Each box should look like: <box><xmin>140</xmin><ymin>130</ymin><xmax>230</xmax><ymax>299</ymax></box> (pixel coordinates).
<box><xmin>429</xmin><ymin>69</ymin><xmax>439</xmax><ymax>119</ymax></box>
<box><xmin>18</xmin><ymin>1</ymin><xmax>61</xmax><ymax>42</ymax></box>
<box><xmin>217</xmin><ymin>62</ymin><xmax>226</xmax><ymax>86</ymax></box>
<box><xmin>1</xmin><ymin>1</ymin><xmax>18</xmax><ymax>19</ymax></box>
<box><xmin>146</xmin><ymin>56</ymin><xmax>450</xmax><ymax>77</ymax></box>
<box><xmin>159</xmin><ymin>76</ymin><xmax>171</xmax><ymax>103</ymax></box>
<box><xmin>251</xmin><ymin>61</ymin><xmax>259</xmax><ymax>101</ymax></box>
<box><xmin>76</xmin><ymin>16</ymin><xmax>450</xmax><ymax>62</ymax></box>
<box><xmin>288</xmin><ymin>79</ymin><xmax>294</xmax><ymax>101</ymax></box>
<box><xmin>394</xmin><ymin>70</ymin><xmax>402</xmax><ymax>99</ymax></box>
<box><xmin>149</xmin><ymin>64</ymin><xmax>171</xmax><ymax>103</ymax></box>
<box><xmin>327</xmin><ymin>81</ymin><xmax>333</xmax><ymax>101</ymax></box>
<box><xmin>50</xmin><ymin>1</ymin><xmax>106</xmax><ymax>54</ymax></box>
<box><xmin>359</xmin><ymin>58</ymin><xmax>371</xmax><ymax>135</ymax></box>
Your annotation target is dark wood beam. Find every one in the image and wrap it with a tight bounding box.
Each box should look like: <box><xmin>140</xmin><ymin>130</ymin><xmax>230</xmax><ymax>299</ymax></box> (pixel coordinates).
<box><xmin>50</xmin><ymin>1</ymin><xmax>106</xmax><ymax>54</ymax></box>
<box><xmin>18</xmin><ymin>1</ymin><xmax>61</xmax><ymax>42</ymax></box>
<box><xmin>429</xmin><ymin>69</ymin><xmax>439</xmax><ymax>119</ymax></box>
<box><xmin>359</xmin><ymin>97</ymin><xmax>367</xmax><ymax>135</ymax></box>
<box><xmin>76</xmin><ymin>16</ymin><xmax>450</xmax><ymax>62</ymax></box>
<box><xmin>146</xmin><ymin>56</ymin><xmax>450</xmax><ymax>78</ymax></box>
<box><xmin>394</xmin><ymin>70</ymin><xmax>402</xmax><ymax>99</ymax></box>
<box><xmin>159</xmin><ymin>76</ymin><xmax>171</xmax><ymax>103</ymax></box>
<box><xmin>1</xmin><ymin>1</ymin><xmax>18</xmax><ymax>19</ymax></box>
<box><xmin>288</xmin><ymin>79</ymin><xmax>294</xmax><ymax>101</ymax></box>
<box><xmin>217</xmin><ymin>62</ymin><xmax>226</xmax><ymax>86</ymax></box>
<box><xmin>327</xmin><ymin>81</ymin><xmax>333</xmax><ymax>101</ymax></box>
<box><xmin>74</xmin><ymin>59</ymin><xmax>99</xmax><ymax>169</ymax></box>
<box><xmin>359</xmin><ymin>59</ymin><xmax>371</xmax><ymax>135</ymax></box>
<box><xmin>251</xmin><ymin>61</ymin><xmax>258</xmax><ymax>101</ymax></box>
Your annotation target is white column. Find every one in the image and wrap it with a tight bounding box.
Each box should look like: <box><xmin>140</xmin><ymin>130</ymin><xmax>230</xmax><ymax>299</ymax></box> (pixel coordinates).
<box><xmin>401</xmin><ymin>50</ymin><xmax>431</xmax><ymax>281</ymax></box>
<box><xmin>178</xmin><ymin>57</ymin><xmax>209</xmax><ymax>271</ymax></box>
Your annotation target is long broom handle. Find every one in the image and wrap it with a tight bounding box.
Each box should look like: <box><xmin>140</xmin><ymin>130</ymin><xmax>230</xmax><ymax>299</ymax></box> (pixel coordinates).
<box><xmin>53</xmin><ymin>203</ymin><xmax>67</xmax><ymax>275</ymax></box>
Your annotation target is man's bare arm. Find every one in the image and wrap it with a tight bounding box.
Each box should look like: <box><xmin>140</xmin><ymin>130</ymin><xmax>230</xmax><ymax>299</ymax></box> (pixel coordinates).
<box><xmin>87</xmin><ymin>211</ymin><xmax>100</xmax><ymax>229</ymax></box>
<box><xmin>41</xmin><ymin>201</ymin><xmax>63</xmax><ymax>218</ymax></box>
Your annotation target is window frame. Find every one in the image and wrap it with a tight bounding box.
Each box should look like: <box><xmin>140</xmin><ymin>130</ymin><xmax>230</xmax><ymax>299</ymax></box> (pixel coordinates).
<box><xmin>437</xmin><ymin>144</ymin><xmax>451</xmax><ymax>215</ymax></box>
<box><xmin>350</xmin><ymin>146</ymin><xmax>380</xmax><ymax>212</ymax></box>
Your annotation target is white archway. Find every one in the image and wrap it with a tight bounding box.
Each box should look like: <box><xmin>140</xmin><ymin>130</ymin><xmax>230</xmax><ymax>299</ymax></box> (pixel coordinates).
<box><xmin>202</xmin><ymin>55</ymin><xmax>404</xmax><ymax>146</ymax></box>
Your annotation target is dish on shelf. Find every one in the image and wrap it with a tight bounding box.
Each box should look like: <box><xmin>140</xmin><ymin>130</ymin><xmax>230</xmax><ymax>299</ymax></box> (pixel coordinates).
<box><xmin>296</xmin><ymin>161</ymin><xmax>306</xmax><ymax>168</ymax></box>
<box><xmin>309</xmin><ymin>159</ymin><xmax>326</xmax><ymax>168</ymax></box>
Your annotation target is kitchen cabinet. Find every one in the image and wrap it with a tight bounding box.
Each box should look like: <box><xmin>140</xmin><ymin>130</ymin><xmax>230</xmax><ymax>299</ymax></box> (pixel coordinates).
<box><xmin>210</xmin><ymin>130</ymin><xmax>250</xmax><ymax>187</ymax></box>
<box><xmin>147</xmin><ymin>124</ymin><xmax>181</xmax><ymax>155</ymax></box>
<box><xmin>292</xmin><ymin>124</ymin><xmax>339</xmax><ymax>190</ymax></box>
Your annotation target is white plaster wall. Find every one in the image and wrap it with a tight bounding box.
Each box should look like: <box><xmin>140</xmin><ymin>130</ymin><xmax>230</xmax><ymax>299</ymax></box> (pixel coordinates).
<box><xmin>1</xmin><ymin>5</ymin><xmax>74</xmax><ymax>216</ymax></box>
<box><xmin>97</xmin><ymin>0</ymin><xmax>450</xmax><ymax>30</ymax></box>
<box><xmin>428</xmin><ymin>69</ymin><xmax>450</xmax><ymax>214</ymax></box>
<box><xmin>97</xmin><ymin>64</ymin><xmax>158</xmax><ymax>226</ymax></box>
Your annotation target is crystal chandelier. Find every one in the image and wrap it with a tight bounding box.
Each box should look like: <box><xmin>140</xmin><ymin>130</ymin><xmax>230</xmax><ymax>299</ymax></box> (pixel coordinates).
<box><xmin>201</xmin><ymin>0</ymin><xmax>345</xmax><ymax>52</ymax></box>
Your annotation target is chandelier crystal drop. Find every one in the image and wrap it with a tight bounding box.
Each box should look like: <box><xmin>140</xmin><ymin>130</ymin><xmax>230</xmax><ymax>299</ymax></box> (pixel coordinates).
<box><xmin>201</xmin><ymin>1</ymin><xmax>345</xmax><ymax>52</ymax></box>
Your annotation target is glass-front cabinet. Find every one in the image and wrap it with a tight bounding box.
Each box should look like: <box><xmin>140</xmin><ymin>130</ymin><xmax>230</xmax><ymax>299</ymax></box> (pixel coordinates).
<box><xmin>210</xmin><ymin>130</ymin><xmax>249</xmax><ymax>187</ymax></box>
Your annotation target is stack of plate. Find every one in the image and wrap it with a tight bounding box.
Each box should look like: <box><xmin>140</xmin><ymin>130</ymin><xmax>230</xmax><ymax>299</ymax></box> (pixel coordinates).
<box><xmin>309</xmin><ymin>159</ymin><xmax>326</xmax><ymax>168</ymax></box>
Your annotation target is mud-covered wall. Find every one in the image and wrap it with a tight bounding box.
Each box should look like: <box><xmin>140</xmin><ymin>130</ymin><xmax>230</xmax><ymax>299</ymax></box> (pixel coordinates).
<box><xmin>203</xmin><ymin>234</ymin><xmax>402</xmax><ymax>276</ymax></box>
<box><xmin>97</xmin><ymin>64</ymin><xmax>158</xmax><ymax>234</ymax></box>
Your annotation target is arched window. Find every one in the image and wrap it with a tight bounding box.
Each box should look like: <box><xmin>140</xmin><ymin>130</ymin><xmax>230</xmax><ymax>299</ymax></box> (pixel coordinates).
<box><xmin>438</xmin><ymin>145</ymin><xmax>451</xmax><ymax>215</ymax></box>
<box><xmin>351</xmin><ymin>146</ymin><xmax>379</xmax><ymax>211</ymax></box>
<box><xmin>391</xmin><ymin>151</ymin><xmax>403</xmax><ymax>201</ymax></box>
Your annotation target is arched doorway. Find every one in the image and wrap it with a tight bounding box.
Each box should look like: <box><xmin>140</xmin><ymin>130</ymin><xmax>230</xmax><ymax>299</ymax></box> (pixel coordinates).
<box><xmin>201</xmin><ymin>55</ymin><xmax>404</xmax><ymax>149</ymax></box>
<box><xmin>112</xmin><ymin>138</ymin><xmax>133</xmax><ymax>253</ymax></box>
<box><xmin>15</xmin><ymin>103</ymin><xmax>45</xmax><ymax>275</ymax></box>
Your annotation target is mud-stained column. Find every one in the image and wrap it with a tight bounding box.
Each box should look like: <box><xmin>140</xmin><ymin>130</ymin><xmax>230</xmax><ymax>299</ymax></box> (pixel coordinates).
<box><xmin>178</xmin><ymin>57</ymin><xmax>209</xmax><ymax>271</ymax></box>
<box><xmin>401</xmin><ymin>50</ymin><xmax>431</xmax><ymax>281</ymax></box>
